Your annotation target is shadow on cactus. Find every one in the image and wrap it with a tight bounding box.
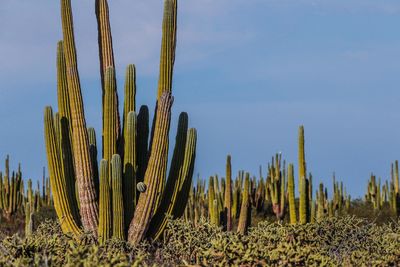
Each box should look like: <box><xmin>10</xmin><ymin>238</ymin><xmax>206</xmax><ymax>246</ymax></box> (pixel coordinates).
<box><xmin>43</xmin><ymin>0</ymin><xmax>197</xmax><ymax>244</ymax></box>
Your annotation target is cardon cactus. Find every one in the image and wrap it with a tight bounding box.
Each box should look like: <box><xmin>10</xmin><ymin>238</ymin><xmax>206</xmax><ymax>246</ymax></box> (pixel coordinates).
<box><xmin>287</xmin><ymin>163</ymin><xmax>297</xmax><ymax>224</ymax></box>
<box><xmin>237</xmin><ymin>173</ymin><xmax>251</xmax><ymax>235</ymax></box>
<box><xmin>44</xmin><ymin>0</ymin><xmax>197</xmax><ymax>244</ymax></box>
<box><xmin>298</xmin><ymin>126</ymin><xmax>310</xmax><ymax>224</ymax></box>
<box><xmin>0</xmin><ymin>155</ymin><xmax>24</xmax><ymax>221</ymax></box>
<box><xmin>224</xmin><ymin>155</ymin><xmax>233</xmax><ymax>231</ymax></box>
<box><xmin>268</xmin><ymin>154</ymin><xmax>285</xmax><ymax>221</ymax></box>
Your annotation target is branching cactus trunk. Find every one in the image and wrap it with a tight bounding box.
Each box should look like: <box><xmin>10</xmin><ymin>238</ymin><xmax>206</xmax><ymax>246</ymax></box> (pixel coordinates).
<box><xmin>45</xmin><ymin>0</ymin><xmax>196</xmax><ymax>245</ymax></box>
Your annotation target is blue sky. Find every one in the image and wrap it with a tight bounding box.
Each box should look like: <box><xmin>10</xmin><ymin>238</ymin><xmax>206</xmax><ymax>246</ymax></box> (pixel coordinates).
<box><xmin>1</xmin><ymin>0</ymin><xmax>400</xmax><ymax>198</ymax></box>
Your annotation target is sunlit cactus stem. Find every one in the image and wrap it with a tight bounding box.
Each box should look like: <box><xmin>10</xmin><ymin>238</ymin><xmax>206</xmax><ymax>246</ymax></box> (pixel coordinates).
<box><xmin>111</xmin><ymin>154</ymin><xmax>125</xmax><ymax>240</ymax></box>
<box><xmin>237</xmin><ymin>173</ymin><xmax>251</xmax><ymax>235</ymax></box>
<box><xmin>224</xmin><ymin>155</ymin><xmax>233</xmax><ymax>231</ymax></box>
<box><xmin>287</xmin><ymin>163</ymin><xmax>297</xmax><ymax>224</ymax></box>
<box><xmin>298</xmin><ymin>125</ymin><xmax>309</xmax><ymax>224</ymax></box>
<box><xmin>127</xmin><ymin>92</ymin><xmax>173</xmax><ymax>244</ymax></box>
<box><xmin>60</xmin><ymin>0</ymin><xmax>99</xmax><ymax>234</ymax></box>
<box><xmin>98</xmin><ymin>159</ymin><xmax>111</xmax><ymax>244</ymax></box>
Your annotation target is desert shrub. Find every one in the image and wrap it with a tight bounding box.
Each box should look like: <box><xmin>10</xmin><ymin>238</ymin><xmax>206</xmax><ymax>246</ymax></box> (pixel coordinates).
<box><xmin>0</xmin><ymin>221</ymin><xmax>150</xmax><ymax>266</ymax></box>
<box><xmin>0</xmin><ymin>216</ymin><xmax>399</xmax><ymax>266</ymax></box>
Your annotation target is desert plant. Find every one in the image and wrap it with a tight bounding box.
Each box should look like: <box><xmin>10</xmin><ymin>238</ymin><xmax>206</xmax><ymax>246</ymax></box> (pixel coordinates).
<box><xmin>44</xmin><ymin>0</ymin><xmax>197</xmax><ymax>245</ymax></box>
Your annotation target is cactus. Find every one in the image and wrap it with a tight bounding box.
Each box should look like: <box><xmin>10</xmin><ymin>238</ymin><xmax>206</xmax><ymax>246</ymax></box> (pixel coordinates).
<box><xmin>224</xmin><ymin>155</ymin><xmax>233</xmax><ymax>231</ymax></box>
<box><xmin>287</xmin><ymin>163</ymin><xmax>297</xmax><ymax>224</ymax></box>
<box><xmin>268</xmin><ymin>154</ymin><xmax>285</xmax><ymax>220</ymax></box>
<box><xmin>298</xmin><ymin>126</ymin><xmax>309</xmax><ymax>224</ymax></box>
<box><xmin>123</xmin><ymin>111</ymin><xmax>137</xmax><ymax>231</ymax></box>
<box><xmin>237</xmin><ymin>173</ymin><xmax>251</xmax><ymax>235</ymax></box>
<box><xmin>45</xmin><ymin>0</ymin><xmax>196</xmax><ymax>244</ymax></box>
<box><xmin>111</xmin><ymin>155</ymin><xmax>125</xmax><ymax>240</ymax></box>
<box><xmin>317</xmin><ymin>183</ymin><xmax>325</xmax><ymax>222</ymax></box>
<box><xmin>60</xmin><ymin>0</ymin><xmax>99</xmax><ymax>233</ymax></box>
<box><xmin>98</xmin><ymin>160</ymin><xmax>111</xmax><ymax>244</ymax></box>
<box><xmin>208</xmin><ymin>176</ymin><xmax>218</xmax><ymax>225</ymax></box>
<box><xmin>0</xmin><ymin>156</ymin><xmax>24</xmax><ymax>221</ymax></box>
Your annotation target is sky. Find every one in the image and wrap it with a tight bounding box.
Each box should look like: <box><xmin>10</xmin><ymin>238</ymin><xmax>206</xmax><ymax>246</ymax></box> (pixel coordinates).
<box><xmin>1</xmin><ymin>0</ymin><xmax>400</xmax><ymax>198</ymax></box>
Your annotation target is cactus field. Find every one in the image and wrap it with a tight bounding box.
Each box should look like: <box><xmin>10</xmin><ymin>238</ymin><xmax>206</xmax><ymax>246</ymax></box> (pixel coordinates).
<box><xmin>1</xmin><ymin>0</ymin><xmax>400</xmax><ymax>266</ymax></box>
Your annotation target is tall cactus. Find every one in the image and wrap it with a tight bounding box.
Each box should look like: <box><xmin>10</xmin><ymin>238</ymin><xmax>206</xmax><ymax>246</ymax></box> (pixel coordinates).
<box><xmin>224</xmin><ymin>155</ymin><xmax>233</xmax><ymax>231</ymax></box>
<box><xmin>98</xmin><ymin>160</ymin><xmax>111</xmax><ymax>244</ymax></box>
<box><xmin>269</xmin><ymin>154</ymin><xmax>285</xmax><ymax>220</ymax></box>
<box><xmin>127</xmin><ymin>93</ymin><xmax>173</xmax><ymax>244</ymax></box>
<box><xmin>287</xmin><ymin>163</ymin><xmax>297</xmax><ymax>224</ymax></box>
<box><xmin>317</xmin><ymin>183</ymin><xmax>325</xmax><ymax>222</ymax></box>
<box><xmin>60</xmin><ymin>0</ymin><xmax>99</xmax><ymax>234</ymax></box>
<box><xmin>237</xmin><ymin>173</ymin><xmax>251</xmax><ymax>235</ymax></box>
<box><xmin>111</xmin><ymin>155</ymin><xmax>124</xmax><ymax>240</ymax></box>
<box><xmin>208</xmin><ymin>176</ymin><xmax>217</xmax><ymax>225</ymax></box>
<box><xmin>46</xmin><ymin>0</ymin><xmax>196</xmax><ymax>245</ymax></box>
<box><xmin>298</xmin><ymin>126</ymin><xmax>309</xmax><ymax>224</ymax></box>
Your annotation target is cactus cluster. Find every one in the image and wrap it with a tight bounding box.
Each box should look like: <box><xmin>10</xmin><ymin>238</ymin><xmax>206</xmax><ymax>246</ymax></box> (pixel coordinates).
<box><xmin>181</xmin><ymin>126</ymin><xmax>363</xmax><ymax>231</ymax></box>
<box><xmin>0</xmin><ymin>155</ymin><xmax>23</xmax><ymax>221</ymax></box>
<box><xmin>44</xmin><ymin>0</ymin><xmax>197</xmax><ymax>244</ymax></box>
<box><xmin>364</xmin><ymin>163</ymin><xmax>400</xmax><ymax>216</ymax></box>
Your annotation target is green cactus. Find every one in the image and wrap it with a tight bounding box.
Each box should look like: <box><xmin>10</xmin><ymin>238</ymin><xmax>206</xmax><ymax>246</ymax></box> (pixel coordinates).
<box><xmin>123</xmin><ymin>111</ymin><xmax>137</xmax><ymax>232</ymax></box>
<box><xmin>208</xmin><ymin>176</ymin><xmax>218</xmax><ymax>225</ymax></box>
<box><xmin>268</xmin><ymin>154</ymin><xmax>285</xmax><ymax>221</ymax></box>
<box><xmin>60</xmin><ymin>0</ymin><xmax>99</xmax><ymax>234</ymax></box>
<box><xmin>237</xmin><ymin>173</ymin><xmax>251</xmax><ymax>235</ymax></box>
<box><xmin>224</xmin><ymin>155</ymin><xmax>233</xmax><ymax>231</ymax></box>
<box><xmin>45</xmin><ymin>0</ymin><xmax>196</xmax><ymax>245</ymax></box>
<box><xmin>98</xmin><ymin>159</ymin><xmax>111</xmax><ymax>244</ymax></box>
<box><xmin>298</xmin><ymin>126</ymin><xmax>309</xmax><ymax>224</ymax></box>
<box><xmin>317</xmin><ymin>183</ymin><xmax>325</xmax><ymax>222</ymax></box>
<box><xmin>111</xmin><ymin>155</ymin><xmax>125</xmax><ymax>240</ymax></box>
<box><xmin>287</xmin><ymin>163</ymin><xmax>297</xmax><ymax>224</ymax></box>
<box><xmin>0</xmin><ymin>156</ymin><xmax>24</xmax><ymax>221</ymax></box>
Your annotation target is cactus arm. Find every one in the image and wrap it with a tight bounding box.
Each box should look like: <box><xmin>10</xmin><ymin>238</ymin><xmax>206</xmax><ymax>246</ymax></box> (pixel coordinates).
<box><xmin>157</xmin><ymin>0</ymin><xmax>177</xmax><ymax>99</ymax></box>
<box><xmin>146</xmin><ymin>112</ymin><xmax>187</xmax><ymax>232</ymax></box>
<box><xmin>224</xmin><ymin>155</ymin><xmax>233</xmax><ymax>231</ymax></box>
<box><xmin>88</xmin><ymin>128</ymin><xmax>100</xmax><ymax>198</ymax></box>
<box><xmin>123</xmin><ymin>112</ymin><xmax>137</xmax><ymax>232</ymax></box>
<box><xmin>287</xmin><ymin>163</ymin><xmax>297</xmax><ymax>224</ymax></box>
<box><xmin>61</xmin><ymin>0</ymin><xmax>99</xmax><ymax>233</ymax></box>
<box><xmin>44</xmin><ymin>106</ymin><xmax>82</xmax><ymax>236</ymax></box>
<box><xmin>103</xmin><ymin>67</ymin><xmax>118</xmax><ymax>167</ymax></box>
<box><xmin>148</xmin><ymin>127</ymin><xmax>197</xmax><ymax>240</ymax></box>
<box><xmin>298</xmin><ymin>125</ymin><xmax>308</xmax><ymax>224</ymax></box>
<box><xmin>98</xmin><ymin>159</ymin><xmax>111</xmax><ymax>244</ymax></box>
<box><xmin>111</xmin><ymin>155</ymin><xmax>125</xmax><ymax>240</ymax></box>
<box><xmin>95</xmin><ymin>0</ymin><xmax>121</xmax><ymax>147</ymax></box>
<box><xmin>136</xmin><ymin>105</ymin><xmax>150</xmax><ymax>186</ymax></box>
<box><xmin>237</xmin><ymin>173</ymin><xmax>250</xmax><ymax>235</ymax></box>
<box><xmin>127</xmin><ymin>92</ymin><xmax>173</xmax><ymax>245</ymax></box>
